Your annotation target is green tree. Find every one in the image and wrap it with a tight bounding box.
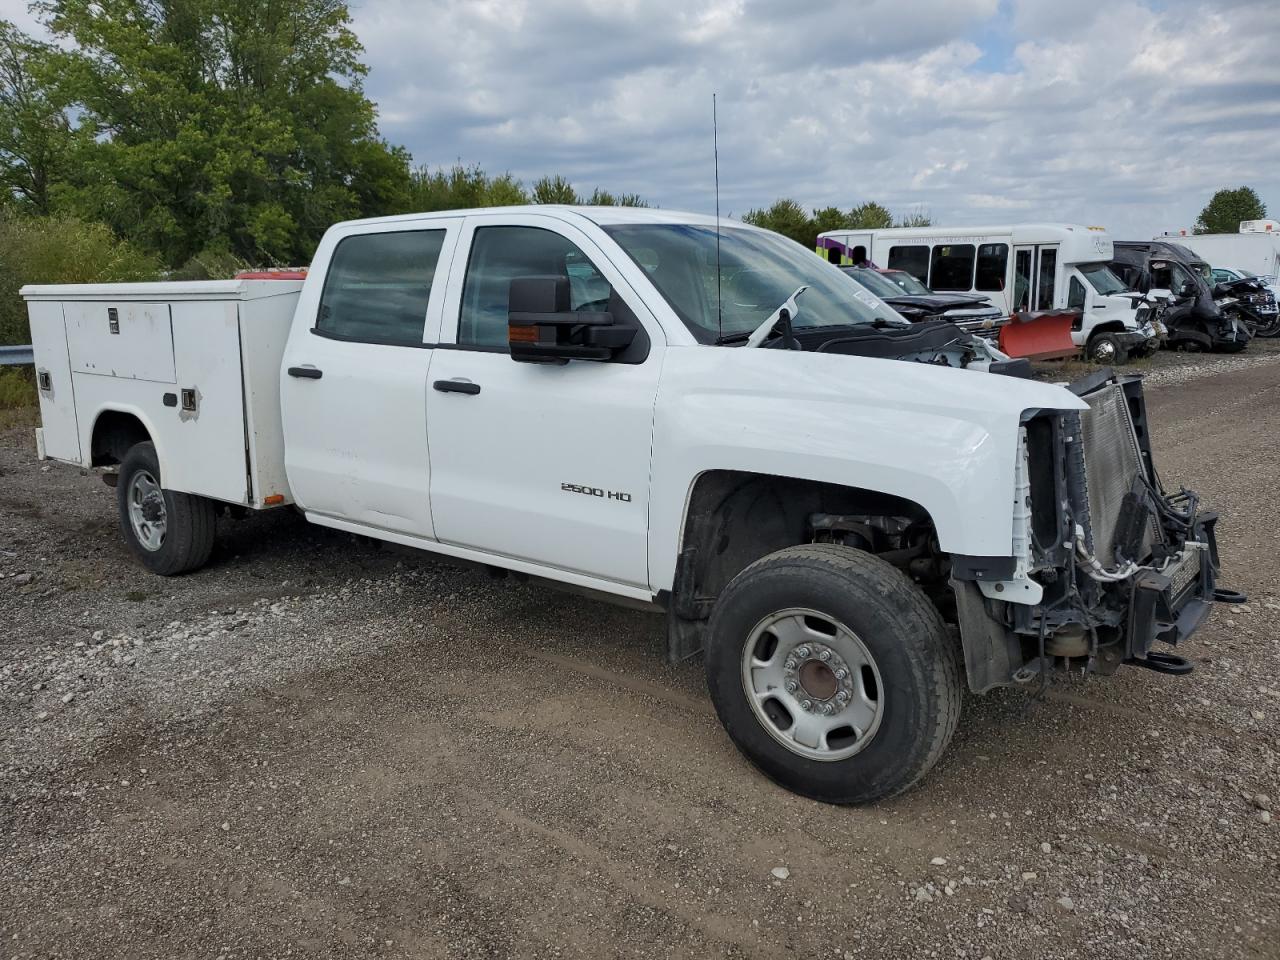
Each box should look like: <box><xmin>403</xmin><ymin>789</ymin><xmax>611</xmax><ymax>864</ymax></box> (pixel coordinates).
<box><xmin>811</xmin><ymin>205</ymin><xmax>852</xmax><ymax>238</ymax></box>
<box><xmin>0</xmin><ymin>21</ymin><xmax>77</xmax><ymax>213</ymax></box>
<box><xmin>742</xmin><ymin>198</ymin><xmax>812</xmax><ymax>246</ymax></box>
<box><xmin>895</xmin><ymin>205</ymin><xmax>932</xmax><ymax>227</ymax></box>
<box><xmin>1194</xmin><ymin>187</ymin><xmax>1266</xmax><ymax>234</ymax></box>
<box><xmin>847</xmin><ymin>201</ymin><xmax>893</xmax><ymax>230</ymax></box>
<box><xmin>532</xmin><ymin>174</ymin><xmax>578</xmax><ymax>204</ymax></box>
<box><xmin>38</xmin><ymin>0</ymin><xmax>411</xmax><ymax>266</ymax></box>
<box><xmin>0</xmin><ymin>212</ymin><xmax>159</xmax><ymax>344</ymax></box>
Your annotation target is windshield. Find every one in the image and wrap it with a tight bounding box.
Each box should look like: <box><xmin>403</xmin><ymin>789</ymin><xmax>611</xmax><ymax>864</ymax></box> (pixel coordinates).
<box><xmin>880</xmin><ymin>269</ymin><xmax>932</xmax><ymax>295</ymax></box>
<box><xmin>840</xmin><ymin>267</ymin><xmax>905</xmax><ymax>298</ymax></box>
<box><xmin>1078</xmin><ymin>262</ymin><xmax>1130</xmax><ymax>295</ymax></box>
<box><xmin>602</xmin><ymin>224</ymin><xmax>904</xmax><ymax>341</ymax></box>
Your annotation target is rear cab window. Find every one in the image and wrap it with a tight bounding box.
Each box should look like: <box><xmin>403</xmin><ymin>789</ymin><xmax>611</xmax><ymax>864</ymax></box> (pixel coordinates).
<box><xmin>315</xmin><ymin>230</ymin><xmax>448</xmax><ymax>345</ymax></box>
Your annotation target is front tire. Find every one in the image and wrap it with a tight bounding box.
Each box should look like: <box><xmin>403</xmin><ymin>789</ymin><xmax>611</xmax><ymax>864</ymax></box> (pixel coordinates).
<box><xmin>1087</xmin><ymin>332</ymin><xmax>1128</xmax><ymax>365</ymax></box>
<box><xmin>117</xmin><ymin>441</ymin><xmax>216</xmax><ymax>575</ymax></box>
<box><xmin>705</xmin><ymin>544</ymin><xmax>963</xmax><ymax>804</ymax></box>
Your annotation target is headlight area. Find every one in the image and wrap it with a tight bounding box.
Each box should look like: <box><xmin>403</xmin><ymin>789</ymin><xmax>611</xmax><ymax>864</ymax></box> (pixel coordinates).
<box><xmin>951</xmin><ymin>371</ymin><xmax>1243</xmax><ymax>694</ymax></box>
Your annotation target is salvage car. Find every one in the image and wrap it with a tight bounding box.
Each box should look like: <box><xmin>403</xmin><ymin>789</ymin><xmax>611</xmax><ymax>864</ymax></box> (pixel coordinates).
<box><xmin>1111</xmin><ymin>240</ymin><xmax>1252</xmax><ymax>352</ymax></box>
<box><xmin>23</xmin><ymin>206</ymin><xmax>1240</xmax><ymax>804</ymax></box>
<box><xmin>839</xmin><ymin>265</ymin><xmax>1005</xmax><ymax>341</ymax></box>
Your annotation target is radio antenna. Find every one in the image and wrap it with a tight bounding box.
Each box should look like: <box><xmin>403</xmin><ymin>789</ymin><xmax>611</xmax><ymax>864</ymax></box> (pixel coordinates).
<box><xmin>713</xmin><ymin>92</ymin><xmax>723</xmax><ymax>341</ymax></box>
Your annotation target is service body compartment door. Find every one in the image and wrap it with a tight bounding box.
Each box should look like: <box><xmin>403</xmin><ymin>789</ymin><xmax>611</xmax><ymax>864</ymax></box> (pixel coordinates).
<box><xmin>28</xmin><ymin>301</ymin><xmax>81</xmax><ymax>462</ymax></box>
<box><xmin>65</xmin><ymin>302</ymin><xmax>176</xmax><ymax>382</ymax></box>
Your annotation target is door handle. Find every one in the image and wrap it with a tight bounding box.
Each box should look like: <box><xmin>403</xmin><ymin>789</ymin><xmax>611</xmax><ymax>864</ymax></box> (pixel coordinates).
<box><xmin>433</xmin><ymin>379</ymin><xmax>481</xmax><ymax>395</ymax></box>
<box><xmin>288</xmin><ymin>366</ymin><xmax>323</xmax><ymax>379</ymax></box>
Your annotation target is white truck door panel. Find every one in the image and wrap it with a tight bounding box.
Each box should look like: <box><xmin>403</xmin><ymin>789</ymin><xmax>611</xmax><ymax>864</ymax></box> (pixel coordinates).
<box><xmin>280</xmin><ymin>220</ymin><xmax>461</xmax><ymax>539</ymax></box>
<box><xmin>427</xmin><ymin>354</ymin><xmax>657</xmax><ymax>587</ymax></box>
<box><xmin>65</xmin><ymin>301</ymin><xmax>176</xmax><ymax>382</ymax></box>
<box><xmin>426</xmin><ymin>216</ymin><xmax>661</xmax><ymax>589</ymax></box>
<box><xmin>28</xmin><ymin>301</ymin><xmax>81</xmax><ymax>462</ymax></box>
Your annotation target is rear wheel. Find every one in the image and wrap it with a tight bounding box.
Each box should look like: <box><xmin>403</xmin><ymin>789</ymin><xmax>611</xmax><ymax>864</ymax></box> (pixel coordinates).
<box><xmin>117</xmin><ymin>441</ymin><xmax>216</xmax><ymax>575</ymax></box>
<box><xmin>705</xmin><ymin>544</ymin><xmax>963</xmax><ymax>804</ymax></box>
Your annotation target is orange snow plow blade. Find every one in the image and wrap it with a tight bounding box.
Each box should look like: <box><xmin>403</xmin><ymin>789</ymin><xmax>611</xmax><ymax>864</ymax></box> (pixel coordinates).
<box><xmin>998</xmin><ymin>309</ymin><xmax>1078</xmax><ymax>361</ymax></box>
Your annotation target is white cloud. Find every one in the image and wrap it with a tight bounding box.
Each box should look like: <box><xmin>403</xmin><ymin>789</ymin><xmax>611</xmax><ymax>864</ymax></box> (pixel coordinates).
<box><xmin>3</xmin><ymin>0</ymin><xmax>1277</xmax><ymax>238</ymax></box>
<box><xmin>349</xmin><ymin>0</ymin><xmax>1280</xmax><ymax>236</ymax></box>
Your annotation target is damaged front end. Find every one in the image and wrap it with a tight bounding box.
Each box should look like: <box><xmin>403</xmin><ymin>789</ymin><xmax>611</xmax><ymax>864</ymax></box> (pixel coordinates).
<box><xmin>951</xmin><ymin>369</ymin><xmax>1240</xmax><ymax>693</ymax></box>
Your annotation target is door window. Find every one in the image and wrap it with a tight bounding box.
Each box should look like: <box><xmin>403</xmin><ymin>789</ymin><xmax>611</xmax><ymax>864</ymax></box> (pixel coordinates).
<box><xmin>1036</xmin><ymin>248</ymin><xmax>1058</xmax><ymax>310</ymax></box>
<box><xmin>887</xmin><ymin>245</ymin><xmax>930</xmax><ymax>284</ymax></box>
<box><xmin>929</xmin><ymin>244</ymin><xmax>975</xmax><ymax>291</ymax></box>
<box><xmin>975</xmin><ymin>243</ymin><xmax>1008</xmax><ymax>291</ymax></box>
<box><xmin>1068</xmin><ymin>276</ymin><xmax>1087</xmax><ymax>310</ymax></box>
<box><xmin>316</xmin><ymin>230</ymin><xmax>447</xmax><ymax>345</ymax></box>
<box><xmin>459</xmin><ymin>227</ymin><xmax>612</xmax><ymax>347</ymax></box>
<box><xmin>1013</xmin><ymin>249</ymin><xmax>1033</xmax><ymax>311</ymax></box>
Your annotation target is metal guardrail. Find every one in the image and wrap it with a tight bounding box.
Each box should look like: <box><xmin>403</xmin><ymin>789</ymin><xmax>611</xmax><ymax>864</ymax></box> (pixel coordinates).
<box><xmin>0</xmin><ymin>344</ymin><xmax>34</xmax><ymax>366</ymax></box>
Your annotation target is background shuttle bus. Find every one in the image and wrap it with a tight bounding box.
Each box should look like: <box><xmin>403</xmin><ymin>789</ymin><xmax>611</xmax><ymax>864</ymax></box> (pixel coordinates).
<box><xmin>815</xmin><ymin>223</ymin><xmax>1160</xmax><ymax>362</ymax></box>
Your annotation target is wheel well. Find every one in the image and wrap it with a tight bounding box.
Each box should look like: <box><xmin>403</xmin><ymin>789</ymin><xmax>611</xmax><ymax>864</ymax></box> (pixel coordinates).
<box><xmin>1087</xmin><ymin>322</ymin><xmax>1127</xmax><ymax>338</ymax></box>
<box><xmin>90</xmin><ymin>410</ymin><xmax>151</xmax><ymax>467</ymax></box>
<box><xmin>666</xmin><ymin>470</ymin><xmax>944</xmax><ymax>661</ymax></box>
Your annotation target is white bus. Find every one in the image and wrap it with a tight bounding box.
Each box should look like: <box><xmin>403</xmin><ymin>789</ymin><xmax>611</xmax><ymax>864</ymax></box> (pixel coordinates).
<box><xmin>816</xmin><ymin>223</ymin><xmax>1161</xmax><ymax>362</ymax></box>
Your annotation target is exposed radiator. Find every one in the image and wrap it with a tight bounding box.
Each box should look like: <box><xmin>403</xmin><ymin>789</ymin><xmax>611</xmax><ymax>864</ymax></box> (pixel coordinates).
<box><xmin>1078</xmin><ymin>383</ymin><xmax>1161</xmax><ymax>565</ymax></box>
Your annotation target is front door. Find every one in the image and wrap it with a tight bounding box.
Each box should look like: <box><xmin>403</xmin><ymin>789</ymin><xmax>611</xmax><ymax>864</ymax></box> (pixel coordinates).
<box><xmin>281</xmin><ymin>219</ymin><xmax>461</xmax><ymax>538</ymax></box>
<box><xmin>425</xmin><ymin>214</ymin><xmax>663</xmax><ymax>589</ymax></box>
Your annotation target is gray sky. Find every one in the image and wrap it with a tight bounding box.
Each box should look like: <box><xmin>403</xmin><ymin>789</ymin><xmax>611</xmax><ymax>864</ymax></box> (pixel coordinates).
<box><xmin>5</xmin><ymin>0</ymin><xmax>1278</xmax><ymax>238</ymax></box>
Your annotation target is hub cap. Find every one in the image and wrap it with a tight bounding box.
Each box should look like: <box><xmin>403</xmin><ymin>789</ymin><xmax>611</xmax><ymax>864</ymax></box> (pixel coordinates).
<box><xmin>127</xmin><ymin>469</ymin><xmax>167</xmax><ymax>552</ymax></box>
<box><xmin>1092</xmin><ymin>338</ymin><xmax>1116</xmax><ymax>362</ymax></box>
<box><xmin>740</xmin><ymin>608</ymin><xmax>884</xmax><ymax>762</ymax></box>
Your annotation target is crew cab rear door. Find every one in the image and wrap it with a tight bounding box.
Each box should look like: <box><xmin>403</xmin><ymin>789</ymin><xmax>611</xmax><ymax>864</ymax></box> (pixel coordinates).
<box><xmin>425</xmin><ymin>213</ymin><xmax>662</xmax><ymax>590</ymax></box>
<box><xmin>281</xmin><ymin>218</ymin><xmax>462</xmax><ymax>538</ymax></box>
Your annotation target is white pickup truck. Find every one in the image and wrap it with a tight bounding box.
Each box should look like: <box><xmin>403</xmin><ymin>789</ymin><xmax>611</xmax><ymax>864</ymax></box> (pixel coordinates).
<box><xmin>23</xmin><ymin>205</ymin><xmax>1236</xmax><ymax>804</ymax></box>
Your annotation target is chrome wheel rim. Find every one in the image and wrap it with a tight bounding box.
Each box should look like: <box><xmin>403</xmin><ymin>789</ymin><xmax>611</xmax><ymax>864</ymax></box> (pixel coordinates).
<box><xmin>1092</xmin><ymin>338</ymin><xmax>1116</xmax><ymax>363</ymax></box>
<box><xmin>127</xmin><ymin>469</ymin><xmax>167</xmax><ymax>552</ymax></box>
<box><xmin>740</xmin><ymin>607</ymin><xmax>884</xmax><ymax>762</ymax></box>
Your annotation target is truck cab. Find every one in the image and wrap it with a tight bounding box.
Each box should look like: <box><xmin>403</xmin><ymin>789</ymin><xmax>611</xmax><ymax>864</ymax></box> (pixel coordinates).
<box><xmin>22</xmin><ymin>206</ymin><xmax>1236</xmax><ymax>805</ymax></box>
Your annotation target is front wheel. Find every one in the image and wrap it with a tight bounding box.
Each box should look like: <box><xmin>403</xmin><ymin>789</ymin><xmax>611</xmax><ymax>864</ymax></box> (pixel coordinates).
<box><xmin>117</xmin><ymin>441</ymin><xmax>217</xmax><ymax>575</ymax></box>
<box><xmin>1087</xmin><ymin>332</ymin><xmax>1128</xmax><ymax>365</ymax></box>
<box><xmin>705</xmin><ymin>544</ymin><xmax>963</xmax><ymax>804</ymax></box>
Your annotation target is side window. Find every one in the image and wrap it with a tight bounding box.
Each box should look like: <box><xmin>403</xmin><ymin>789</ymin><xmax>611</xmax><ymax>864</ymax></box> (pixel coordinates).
<box><xmin>975</xmin><ymin>243</ymin><xmax>1008</xmax><ymax>291</ymax></box>
<box><xmin>1068</xmin><ymin>275</ymin><xmax>1087</xmax><ymax>310</ymax></box>
<box><xmin>929</xmin><ymin>244</ymin><xmax>975</xmax><ymax>291</ymax></box>
<box><xmin>316</xmin><ymin>230</ymin><xmax>446</xmax><ymax>344</ymax></box>
<box><xmin>1036</xmin><ymin>249</ymin><xmax>1058</xmax><ymax>310</ymax></box>
<box><xmin>459</xmin><ymin>226</ymin><xmax>612</xmax><ymax>347</ymax></box>
<box><xmin>887</xmin><ymin>245</ymin><xmax>929</xmax><ymax>284</ymax></box>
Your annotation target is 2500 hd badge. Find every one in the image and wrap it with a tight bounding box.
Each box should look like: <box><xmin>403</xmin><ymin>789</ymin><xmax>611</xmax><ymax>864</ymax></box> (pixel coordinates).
<box><xmin>562</xmin><ymin>482</ymin><xmax>633</xmax><ymax>502</ymax></box>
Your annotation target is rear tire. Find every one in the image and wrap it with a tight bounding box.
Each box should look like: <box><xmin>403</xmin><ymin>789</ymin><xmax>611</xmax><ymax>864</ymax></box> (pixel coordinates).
<box><xmin>705</xmin><ymin>544</ymin><xmax>963</xmax><ymax>804</ymax></box>
<box><xmin>117</xmin><ymin>441</ymin><xmax>216</xmax><ymax>575</ymax></box>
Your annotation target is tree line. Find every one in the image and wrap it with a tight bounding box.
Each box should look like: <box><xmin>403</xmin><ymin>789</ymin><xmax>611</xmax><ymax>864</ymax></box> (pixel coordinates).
<box><xmin>744</xmin><ymin>199</ymin><xmax>933</xmax><ymax>249</ymax></box>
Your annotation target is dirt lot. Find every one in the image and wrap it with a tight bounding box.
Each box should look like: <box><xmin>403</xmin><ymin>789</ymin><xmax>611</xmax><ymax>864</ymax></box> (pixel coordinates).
<box><xmin>2</xmin><ymin>347</ymin><xmax>1279</xmax><ymax>960</ymax></box>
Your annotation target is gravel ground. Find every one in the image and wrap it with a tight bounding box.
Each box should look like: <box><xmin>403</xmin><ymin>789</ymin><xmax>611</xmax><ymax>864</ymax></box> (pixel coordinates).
<box><xmin>2</xmin><ymin>353</ymin><xmax>1278</xmax><ymax>959</ymax></box>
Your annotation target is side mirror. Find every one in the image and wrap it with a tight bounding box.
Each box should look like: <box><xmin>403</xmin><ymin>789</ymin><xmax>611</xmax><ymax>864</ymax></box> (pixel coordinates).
<box><xmin>507</xmin><ymin>276</ymin><xmax>636</xmax><ymax>364</ymax></box>
<box><xmin>1177</xmin><ymin>281</ymin><xmax>1198</xmax><ymax>299</ymax></box>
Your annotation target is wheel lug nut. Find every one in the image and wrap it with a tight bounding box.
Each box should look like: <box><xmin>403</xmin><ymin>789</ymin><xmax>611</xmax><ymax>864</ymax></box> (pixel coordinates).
<box><xmin>835</xmin><ymin>669</ymin><xmax>847</xmax><ymax>680</ymax></box>
<box><xmin>785</xmin><ymin>680</ymin><xmax>797</xmax><ymax>693</ymax></box>
<box><xmin>800</xmin><ymin>700</ymin><xmax>811</xmax><ymax>710</ymax></box>
<box><xmin>796</xmin><ymin>646</ymin><xmax>810</xmax><ymax>658</ymax></box>
<box><xmin>819</xmin><ymin>650</ymin><xmax>831</xmax><ymax>661</ymax></box>
<box><xmin>784</xmin><ymin>659</ymin><xmax>796</xmax><ymax>671</ymax></box>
